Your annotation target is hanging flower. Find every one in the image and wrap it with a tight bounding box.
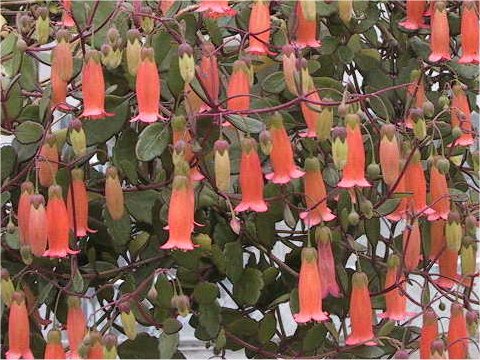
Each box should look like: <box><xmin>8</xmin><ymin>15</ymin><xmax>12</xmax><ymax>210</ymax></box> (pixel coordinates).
<box><xmin>17</xmin><ymin>181</ymin><xmax>33</xmax><ymax>246</ymax></box>
<box><xmin>198</xmin><ymin>42</ymin><xmax>220</xmax><ymax>108</ymax></box>
<box><xmin>449</xmin><ymin>84</ymin><xmax>474</xmax><ymax>146</ymax></box>
<box><xmin>405</xmin><ymin>149</ymin><xmax>434</xmax><ymax>217</ymax></box>
<box><xmin>346</xmin><ymin>271</ymin><xmax>376</xmax><ymax>346</ymax></box>
<box><xmin>235</xmin><ymin>138</ymin><xmax>268</xmax><ymax>213</ymax></box>
<box><xmin>299</xmin><ymin>60</ymin><xmax>322</xmax><ymax>137</ymax></box>
<box><xmin>403</xmin><ymin>218</ymin><xmax>421</xmax><ymax>271</ymax></box>
<box><xmin>50</xmin><ymin>67</ymin><xmax>68</xmax><ymax>111</ymax></box>
<box><xmin>300</xmin><ymin>157</ymin><xmax>335</xmax><ymax>226</ymax></box>
<box><xmin>80</xmin><ymin>50</ymin><xmax>113</xmax><ymax>119</ymax></box>
<box><xmin>437</xmin><ymin>211</ymin><xmax>462</xmax><ymax>288</ymax></box>
<box><xmin>294</xmin><ymin>1</ymin><xmax>321</xmax><ymax>48</ymax></box>
<box><xmin>282</xmin><ymin>45</ymin><xmax>297</xmax><ymax>95</ymax></box>
<box><xmin>420</xmin><ymin>308</ymin><xmax>439</xmax><ymax>359</ymax></box>
<box><xmin>386</xmin><ymin>164</ymin><xmax>408</xmax><ymax>222</ymax></box>
<box><xmin>196</xmin><ymin>0</ymin><xmax>237</xmax><ymax>18</ymax></box>
<box><xmin>245</xmin><ymin>0</ymin><xmax>271</xmax><ymax>55</ymax></box>
<box><xmin>131</xmin><ymin>47</ymin><xmax>161</xmax><ymax>123</ymax></box>
<box><xmin>447</xmin><ymin>303</ymin><xmax>469</xmax><ymax>359</ymax></box>
<box><xmin>294</xmin><ymin>247</ymin><xmax>329</xmax><ymax>323</ymax></box>
<box><xmin>6</xmin><ymin>291</ymin><xmax>33</xmax><ymax>360</ymax></box>
<box><xmin>214</xmin><ymin>139</ymin><xmax>231</xmax><ymax>192</ymax></box>
<box><xmin>316</xmin><ymin>226</ymin><xmax>341</xmax><ymax>298</ymax></box>
<box><xmin>52</xmin><ymin>30</ymin><xmax>73</xmax><ymax>82</ymax></box>
<box><xmin>29</xmin><ymin>194</ymin><xmax>48</xmax><ymax>257</ymax></box>
<box><xmin>265</xmin><ymin>113</ymin><xmax>304</xmax><ymax>184</ymax></box>
<box><xmin>67</xmin><ymin>297</ymin><xmax>87</xmax><ymax>359</ymax></box>
<box><xmin>227</xmin><ymin>59</ymin><xmax>251</xmax><ymax>114</ymax></box>
<box><xmin>379</xmin><ymin>124</ymin><xmax>400</xmax><ymax>188</ymax></box>
<box><xmin>60</xmin><ymin>0</ymin><xmax>75</xmax><ymax>27</ymax></box>
<box><xmin>337</xmin><ymin>114</ymin><xmax>371</xmax><ymax>188</ymax></box>
<box><xmin>105</xmin><ymin>166</ymin><xmax>125</xmax><ymax>221</ymax></box>
<box><xmin>380</xmin><ymin>254</ymin><xmax>412</xmax><ymax>321</ymax></box>
<box><xmin>428</xmin><ymin>1</ymin><xmax>451</xmax><ymax>63</ymax></box>
<box><xmin>67</xmin><ymin>168</ymin><xmax>94</xmax><ymax>237</ymax></box>
<box><xmin>429</xmin><ymin>219</ymin><xmax>445</xmax><ymax>261</ymax></box>
<box><xmin>405</xmin><ymin>70</ymin><xmax>426</xmax><ymax>129</ymax></box>
<box><xmin>45</xmin><ymin>184</ymin><xmax>78</xmax><ymax>258</ymax></box>
<box><xmin>160</xmin><ymin>174</ymin><xmax>196</xmax><ymax>251</ymax></box>
<box><xmin>44</xmin><ymin>329</ymin><xmax>66</xmax><ymax>360</ymax></box>
<box><xmin>458</xmin><ymin>1</ymin><xmax>479</xmax><ymax>65</ymax></box>
<box><xmin>37</xmin><ymin>134</ymin><xmax>59</xmax><ymax>188</ymax></box>
<box><xmin>399</xmin><ymin>0</ymin><xmax>428</xmax><ymax>30</ymax></box>
<box><xmin>427</xmin><ymin>156</ymin><xmax>450</xmax><ymax>221</ymax></box>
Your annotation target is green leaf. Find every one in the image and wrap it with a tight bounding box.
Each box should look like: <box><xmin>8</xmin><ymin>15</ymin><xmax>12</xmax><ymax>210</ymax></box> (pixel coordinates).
<box><xmin>83</xmin><ymin>96</ymin><xmax>129</xmax><ymax>145</ymax></box>
<box><xmin>125</xmin><ymin>190</ymin><xmax>162</xmax><ymax>224</ymax></box>
<box><xmin>303</xmin><ymin>324</ymin><xmax>328</xmax><ymax>352</ymax></box>
<box><xmin>193</xmin><ymin>282</ymin><xmax>219</xmax><ymax>304</ymax></box>
<box><xmin>19</xmin><ymin>54</ymin><xmax>38</xmax><ymax>91</ymax></box>
<box><xmin>157</xmin><ymin>333</ymin><xmax>180</xmax><ymax>359</ymax></box>
<box><xmin>3</xmin><ymin>82</ymin><xmax>23</xmax><ymax>121</ymax></box>
<box><xmin>376</xmin><ymin>198</ymin><xmax>401</xmax><ymax>216</ymax></box>
<box><xmin>1</xmin><ymin>146</ymin><xmax>16</xmax><ymax>180</ymax></box>
<box><xmin>324</xmin><ymin>321</ymin><xmax>340</xmax><ymax>343</ymax></box>
<box><xmin>378</xmin><ymin>320</ymin><xmax>396</xmax><ymax>336</ymax></box>
<box><xmin>103</xmin><ymin>208</ymin><xmax>131</xmax><ymax>252</ymax></box>
<box><xmin>364</xmin><ymin>218</ymin><xmax>380</xmax><ymax>246</ymax></box>
<box><xmin>113</xmin><ymin>127</ymin><xmax>138</xmax><ymax>183</ymax></box>
<box><xmin>224</xmin><ymin>241</ymin><xmax>243</xmax><ymax>283</ymax></box>
<box><xmin>320</xmin><ymin>36</ymin><xmax>340</xmax><ymax>55</ymax></box>
<box><xmin>258</xmin><ymin>313</ymin><xmax>276</xmax><ymax>344</ymax></box>
<box><xmin>118</xmin><ymin>333</ymin><xmax>160</xmax><ymax>359</ymax></box>
<box><xmin>155</xmin><ymin>275</ymin><xmax>174</xmax><ymax>308</ymax></box>
<box><xmin>135</xmin><ymin>122</ymin><xmax>170</xmax><ymax>162</ymax></box>
<box><xmin>198</xmin><ymin>301</ymin><xmax>221</xmax><ymax>338</ymax></box>
<box><xmin>163</xmin><ymin>318</ymin><xmax>183</xmax><ymax>335</ymax></box>
<box><xmin>337</xmin><ymin>45</ymin><xmax>354</xmax><ymax>64</ymax></box>
<box><xmin>166</xmin><ymin>46</ymin><xmax>184</xmax><ymax>98</ymax></box>
<box><xmin>233</xmin><ymin>268</ymin><xmax>264</xmax><ymax>306</ymax></box>
<box><xmin>153</xmin><ymin>32</ymin><xmax>173</xmax><ymax>66</ymax></box>
<box><xmin>14</xmin><ymin>121</ymin><xmax>43</xmax><ymax>144</ymax></box>
<box><xmin>261</xmin><ymin>72</ymin><xmax>285</xmax><ymax>94</ymax></box>
<box><xmin>225</xmin><ymin>114</ymin><xmax>265</xmax><ymax>133</ymax></box>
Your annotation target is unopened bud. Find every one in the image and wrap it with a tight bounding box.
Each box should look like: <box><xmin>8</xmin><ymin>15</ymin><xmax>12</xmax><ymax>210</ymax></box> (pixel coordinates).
<box><xmin>445</xmin><ymin>212</ymin><xmax>462</xmax><ymax>251</ymax></box>
<box><xmin>69</xmin><ymin>119</ymin><xmax>87</xmax><ymax>157</ymax></box>
<box><xmin>466</xmin><ymin>310</ymin><xmax>479</xmax><ymax>337</ymax></box>
<box><xmin>119</xmin><ymin>303</ymin><xmax>137</xmax><ymax>340</ymax></box>
<box><xmin>422</xmin><ymin>100</ymin><xmax>435</xmax><ymax>118</ymax></box>
<box><xmin>332</xmin><ymin>127</ymin><xmax>348</xmax><ymax>170</ymax></box>
<box><xmin>360</xmin><ymin>199</ymin><xmax>373</xmax><ymax>219</ymax></box>
<box><xmin>1</xmin><ymin>269</ymin><xmax>15</xmax><ymax>306</ymax></box>
<box><xmin>438</xmin><ymin>94</ymin><xmax>449</xmax><ymax>109</ymax></box>
<box><xmin>367</xmin><ymin>162</ymin><xmax>381</xmax><ymax>180</ymax></box>
<box><xmin>316</xmin><ymin>106</ymin><xmax>333</xmax><ymax>141</ymax></box>
<box><xmin>348</xmin><ymin>209</ymin><xmax>360</xmax><ymax>226</ymax></box>
<box><xmin>259</xmin><ymin>130</ymin><xmax>272</xmax><ymax>155</ymax></box>
<box><xmin>140</xmin><ymin>7</ymin><xmax>154</xmax><ymax>33</ymax></box>
<box><xmin>35</xmin><ymin>8</ymin><xmax>50</xmax><ymax>45</ymax></box>
<box><xmin>413</xmin><ymin>118</ymin><xmax>427</xmax><ymax>140</ymax></box>
<box><xmin>178</xmin><ymin>43</ymin><xmax>195</xmax><ymax>84</ymax></box>
<box><xmin>194</xmin><ymin>234</ymin><xmax>212</xmax><ymax>249</ymax></box>
<box><xmin>103</xmin><ymin>333</ymin><xmax>118</xmax><ymax>359</ymax></box>
<box><xmin>171</xmin><ymin>294</ymin><xmax>190</xmax><ymax>317</ymax></box>
<box><xmin>214</xmin><ymin>140</ymin><xmax>231</xmax><ymax>192</ymax></box>
<box><xmin>20</xmin><ymin>244</ymin><xmax>33</xmax><ymax>265</ymax></box>
<box><xmin>338</xmin><ymin>0</ymin><xmax>353</xmax><ymax>24</ymax></box>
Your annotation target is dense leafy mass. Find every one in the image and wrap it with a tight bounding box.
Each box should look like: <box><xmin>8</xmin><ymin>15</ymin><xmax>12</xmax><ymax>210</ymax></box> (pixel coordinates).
<box><xmin>0</xmin><ymin>0</ymin><xmax>479</xmax><ymax>359</ymax></box>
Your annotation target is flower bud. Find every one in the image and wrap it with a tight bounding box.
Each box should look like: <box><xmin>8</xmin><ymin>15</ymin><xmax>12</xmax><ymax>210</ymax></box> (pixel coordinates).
<box><xmin>147</xmin><ymin>285</ymin><xmax>158</xmax><ymax>302</ymax></box>
<box><xmin>16</xmin><ymin>37</ymin><xmax>27</xmax><ymax>53</ymax></box>
<box><xmin>394</xmin><ymin>350</ymin><xmax>409</xmax><ymax>359</ymax></box>
<box><xmin>465</xmin><ymin>214</ymin><xmax>477</xmax><ymax>236</ymax></box>
<box><xmin>178</xmin><ymin>43</ymin><xmax>195</xmax><ymax>84</ymax></box>
<box><xmin>6</xmin><ymin>218</ymin><xmax>16</xmax><ymax>234</ymax></box>
<box><xmin>101</xmin><ymin>43</ymin><xmax>122</xmax><ymax>69</ymax></box>
<box><xmin>69</xmin><ymin>119</ymin><xmax>87</xmax><ymax>157</ymax></box>
<box><xmin>105</xmin><ymin>166</ymin><xmax>125</xmax><ymax>220</ymax></box>
<box><xmin>430</xmin><ymin>340</ymin><xmax>447</xmax><ymax>359</ymax></box>
<box><xmin>315</xmin><ymin>225</ymin><xmax>332</xmax><ymax>244</ymax></box>
<box><xmin>451</xmin><ymin>125</ymin><xmax>463</xmax><ymax>140</ymax></box>
<box><xmin>359</xmin><ymin>199</ymin><xmax>373</xmax><ymax>219</ymax></box>
<box><xmin>438</xmin><ymin>94</ymin><xmax>449</xmax><ymax>109</ymax></box>
<box><xmin>35</xmin><ymin>7</ymin><xmax>50</xmax><ymax>44</ymax></box>
<box><xmin>119</xmin><ymin>303</ymin><xmax>137</xmax><ymax>340</ymax></box>
<box><xmin>18</xmin><ymin>14</ymin><xmax>33</xmax><ymax>35</ymax></box>
<box><xmin>103</xmin><ymin>333</ymin><xmax>118</xmax><ymax>359</ymax></box>
<box><xmin>445</xmin><ymin>211</ymin><xmax>462</xmax><ymax>251</ymax></box>
<box><xmin>259</xmin><ymin>130</ymin><xmax>272</xmax><ymax>155</ymax></box>
<box><xmin>422</xmin><ymin>100</ymin><xmax>435</xmax><ymax>118</ymax></box>
<box><xmin>126</xmin><ymin>29</ymin><xmax>142</xmax><ymax>76</ymax></box>
<box><xmin>1</xmin><ymin>268</ymin><xmax>14</xmax><ymax>306</ymax></box>
<box><xmin>282</xmin><ymin>44</ymin><xmax>297</xmax><ymax>95</ymax></box>
<box><xmin>435</xmin><ymin>156</ymin><xmax>450</xmax><ymax>175</ymax></box>
<box><xmin>413</xmin><ymin>118</ymin><xmax>427</xmax><ymax>140</ymax></box>
<box><xmin>194</xmin><ymin>233</ymin><xmax>212</xmax><ymax>249</ymax></box>
<box><xmin>140</xmin><ymin>7</ymin><xmax>154</xmax><ymax>33</ymax></box>
<box><xmin>171</xmin><ymin>294</ymin><xmax>190</xmax><ymax>317</ymax></box>
<box><xmin>348</xmin><ymin>209</ymin><xmax>360</xmax><ymax>226</ymax></box>
<box><xmin>466</xmin><ymin>310</ymin><xmax>479</xmax><ymax>337</ymax></box>
<box><xmin>214</xmin><ymin>139</ymin><xmax>231</xmax><ymax>192</ymax></box>
<box><xmin>338</xmin><ymin>0</ymin><xmax>353</xmax><ymax>24</ymax></box>
<box><xmin>316</xmin><ymin>105</ymin><xmax>333</xmax><ymax>141</ymax></box>
<box><xmin>337</xmin><ymin>102</ymin><xmax>349</xmax><ymax>118</ymax></box>
<box><xmin>332</xmin><ymin>127</ymin><xmax>348</xmax><ymax>170</ymax></box>
<box><xmin>461</xmin><ymin>240</ymin><xmax>477</xmax><ymax>281</ymax></box>
<box><xmin>367</xmin><ymin>162</ymin><xmax>381</xmax><ymax>180</ymax></box>
<box><xmin>20</xmin><ymin>244</ymin><xmax>33</xmax><ymax>265</ymax></box>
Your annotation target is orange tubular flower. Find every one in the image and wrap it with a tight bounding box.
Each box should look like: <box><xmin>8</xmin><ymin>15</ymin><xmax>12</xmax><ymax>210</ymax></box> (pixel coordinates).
<box><xmin>227</xmin><ymin>60</ymin><xmax>251</xmax><ymax>114</ymax></box>
<box><xmin>198</xmin><ymin>42</ymin><xmax>220</xmax><ymax>109</ymax></box>
<box><xmin>45</xmin><ymin>185</ymin><xmax>78</xmax><ymax>258</ymax></box>
<box><xmin>61</xmin><ymin>0</ymin><xmax>75</xmax><ymax>27</ymax></box>
<box><xmin>6</xmin><ymin>291</ymin><xmax>33</xmax><ymax>360</ymax></box>
<box><xmin>458</xmin><ymin>1</ymin><xmax>479</xmax><ymax>65</ymax></box>
<box><xmin>428</xmin><ymin>1</ymin><xmax>451</xmax><ymax>63</ymax></box>
<box><xmin>160</xmin><ymin>174</ymin><xmax>196</xmax><ymax>251</ymax></box>
<box><xmin>403</xmin><ymin>218</ymin><xmax>421</xmax><ymax>272</ymax></box>
<box><xmin>379</xmin><ymin>255</ymin><xmax>411</xmax><ymax>321</ymax></box>
<box><xmin>385</xmin><ymin>168</ymin><xmax>407</xmax><ymax>222</ymax></box>
<box><xmin>52</xmin><ymin>30</ymin><xmax>73</xmax><ymax>82</ymax></box>
<box><xmin>429</xmin><ymin>219</ymin><xmax>445</xmax><ymax>261</ymax></box>
<box><xmin>44</xmin><ymin>329</ymin><xmax>66</xmax><ymax>360</ymax></box>
<box><xmin>379</xmin><ymin>124</ymin><xmax>400</xmax><ymax>188</ymax></box>
<box><xmin>449</xmin><ymin>84</ymin><xmax>474</xmax><ymax>146</ymax></box>
<box><xmin>420</xmin><ymin>308</ymin><xmax>439</xmax><ymax>359</ymax></box>
<box><xmin>447</xmin><ymin>303</ymin><xmax>469</xmax><ymax>359</ymax></box>
<box><xmin>298</xmin><ymin>60</ymin><xmax>321</xmax><ymax>137</ymax></box>
<box><xmin>405</xmin><ymin>149</ymin><xmax>434</xmax><ymax>217</ymax></box>
<box><xmin>300</xmin><ymin>157</ymin><xmax>335</xmax><ymax>227</ymax></box>
<box><xmin>294</xmin><ymin>1</ymin><xmax>321</xmax><ymax>48</ymax></box>
<box><xmin>50</xmin><ymin>67</ymin><xmax>68</xmax><ymax>111</ymax></box>
<box><xmin>37</xmin><ymin>134</ymin><xmax>59</xmax><ymax>188</ymax></box>
<box><xmin>282</xmin><ymin>45</ymin><xmax>297</xmax><ymax>95</ymax></box>
<box><xmin>105</xmin><ymin>166</ymin><xmax>125</xmax><ymax>221</ymax></box>
<box><xmin>427</xmin><ymin>157</ymin><xmax>450</xmax><ymax>221</ymax></box>
<box><xmin>246</xmin><ymin>0</ymin><xmax>271</xmax><ymax>55</ymax></box>
<box><xmin>294</xmin><ymin>247</ymin><xmax>329</xmax><ymax>323</ymax></box>
<box><xmin>29</xmin><ymin>194</ymin><xmax>48</xmax><ymax>257</ymax></box>
<box><xmin>346</xmin><ymin>272</ymin><xmax>376</xmax><ymax>346</ymax></box>
<box><xmin>80</xmin><ymin>50</ymin><xmax>113</xmax><ymax>119</ymax></box>
<box><xmin>67</xmin><ymin>297</ymin><xmax>87</xmax><ymax>359</ymax></box>
<box><xmin>405</xmin><ymin>70</ymin><xmax>426</xmax><ymax>129</ymax></box>
<box><xmin>17</xmin><ymin>181</ymin><xmax>33</xmax><ymax>245</ymax></box>
<box><xmin>316</xmin><ymin>226</ymin><xmax>341</xmax><ymax>298</ymax></box>
<box><xmin>436</xmin><ymin>212</ymin><xmax>461</xmax><ymax>288</ymax></box>
<box><xmin>337</xmin><ymin>114</ymin><xmax>371</xmax><ymax>188</ymax></box>
<box><xmin>131</xmin><ymin>48</ymin><xmax>161</xmax><ymax>123</ymax></box>
<box><xmin>265</xmin><ymin>113</ymin><xmax>304</xmax><ymax>184</ymax></box>
<box><xmin>67</xmin><ymin>168</ymin><xmax>93</xmax><ymax>237</ymax></box>
<box><xmin>399</xmin><ymin>0</ymin><xmax>427</xmax><ymax>30</ymax></box>
<box><xmin>235</xmin><ymin>138</ymin><xmax>268</xmax><ymax>213</ymax></box>
<box><xmin>196</xmin><ymin>0</ymin><xmax>237</xmax><ymax>18</ymax></box>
